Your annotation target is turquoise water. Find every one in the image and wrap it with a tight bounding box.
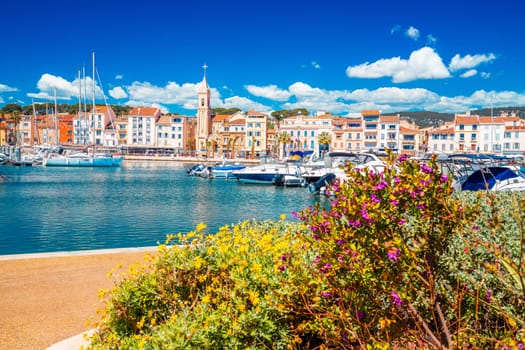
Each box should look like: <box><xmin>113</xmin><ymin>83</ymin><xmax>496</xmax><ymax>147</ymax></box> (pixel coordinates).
<box><xmin>0</xmin><ymin>161</ymin><xmax>321</xmax><ymax>255</ymax></box>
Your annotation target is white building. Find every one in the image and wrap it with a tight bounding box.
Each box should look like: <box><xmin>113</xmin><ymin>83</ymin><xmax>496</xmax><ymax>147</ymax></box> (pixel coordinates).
<box><xmin>279</xmin><ymin>112</ymin><xmax>333</xmax><ymax>156</ymax></box>
<box><xmin>127</xmin><ymin>107</ymin><xmax>162</xmax><ymax>146</ymax></box>
<box><xmin>156</xmin><ymin>115</ymin><xmax>185</xmax><ymax>149</ymax></box>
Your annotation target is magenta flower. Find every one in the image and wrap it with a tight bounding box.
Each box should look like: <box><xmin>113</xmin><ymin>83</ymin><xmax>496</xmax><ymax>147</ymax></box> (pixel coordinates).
<box><xmin>336</xmin><ymin>239</ymin><xmax>345</xmax><ymax>245</ymax></box>
<box><xmin>420</xmin><ymin>164</ymin><xmax>433</xmax><ymax>173</ymax></box>
<box><xmin>356</xmin><ymin>311</ymin><xmax>365</xmax><ymax>320</ymax></box>
<box><xmin>472</xmin><ymin>225</ymin><xmax>479</xmax><ymax>231</ymax></box>
<box><xmin>398</xmin><ymin>218</ymin><xmax>406</xmax><ymax>225</ymax></box>
<box><xmin>440</xmin><ymin>175</ymin><xmax>448</xmax><ymax>182</ymax></box>
<box><xmin>398</xmin><ymin>154</ymin><xmax>408</xmax><ymax>162</ymax></box>
<box><xmin>370</xmin><ymin>193</ymin><xmax>381</xmax><ymax>203</ymax></box>
<box><xmin>485</xmin><ymin>290</ymin><xmax>492</xmax><ymax>303</ymax></box>
<box><xmin>320</xmin><ymin>291</ymin><xmax>331</xmax><ymax>298</ymax></box>
<box><xmin>387</xmin><ymin>248</ymin><xmax>401</xmax><ymax>263</ymax></box>
<box><xmin>278</xmin><ymin>265</ymin><xmax>286</xmax><ymax>271</ymax></box>
<box><xmin>390</xmin><ymin>199</ymin><xmax>399</xmax><ymax>206</ymax></box>
<box><xmin>313</xmin><ymin>255</ymin><xmax>321</xmax><ymax>263</ymax></box>
<box><xmin>291</xmin><ymin>211</ymin><xmax>299</xmax><ymax>219</ymax></box>
<box><xmin>391</xmin><ymin>290</ymin><xmax>403</xmax><ymax>306</ymax></box>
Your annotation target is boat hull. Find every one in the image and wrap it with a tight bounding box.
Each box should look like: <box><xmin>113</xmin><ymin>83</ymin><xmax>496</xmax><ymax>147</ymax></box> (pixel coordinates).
<box><xmin>44</xmin><ymin>156</ymin><xmax>120</xmax><ymax>167</ymax></box>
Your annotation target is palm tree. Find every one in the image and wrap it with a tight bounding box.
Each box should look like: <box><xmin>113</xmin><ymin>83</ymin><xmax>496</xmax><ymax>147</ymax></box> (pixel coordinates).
<box><xmin>317</xmin><ymin>131</ymin><xmax>332</xmax><ymax>158</ymax></box>
<box><xmin>277</xmin><ymin>131</ymin><xmax>292</xmax><ymax>159</ymax></box>
<box><xmin>271</xmin><ymin>113</ymin><xmax>285</xmax><ymax>131</ymax></box>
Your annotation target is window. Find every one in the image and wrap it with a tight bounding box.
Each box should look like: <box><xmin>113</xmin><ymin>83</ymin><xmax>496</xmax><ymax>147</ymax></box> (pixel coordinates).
<box><xmin>459</xmin><ymin>124</ymin><xmax>464</xmax><ymax>130</ymax></box>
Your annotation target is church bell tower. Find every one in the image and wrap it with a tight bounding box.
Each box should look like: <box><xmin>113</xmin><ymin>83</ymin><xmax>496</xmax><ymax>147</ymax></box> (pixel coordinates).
<box><xmin>196</xmin><ymin>64</ymin><xmax>211</xmax><ymax>156</ymax></box>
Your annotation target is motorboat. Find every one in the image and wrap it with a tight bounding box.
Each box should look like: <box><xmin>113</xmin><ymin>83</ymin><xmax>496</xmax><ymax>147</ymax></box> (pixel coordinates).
<box><xmin>232</xmin><ymin>162</ymin><xmax>301</xmax><ymax>184</ymax></box>
<box><xmin>187</xmin><ymin>163</ymin><xmax>210</xmax><ymax>178</ymax></box>
<box><xmin>300</xmin><ymin>152</ymin><xmax>385</xmax><ymax>183</ymax></box>
<box><xmin>307</xmin><ymin>173</ymin><xmax>337</xmax><ymax>194</ymax></box>
<box><xmin>428</xmin><ymin>153</ymin><xmax>525</xmax><ymax>191</ymax></box>
<box><xmin>210</xmin><ymin>162</ymin><xmax>246</xmax><ymax>179</ymax></box>
<box><xmin>272</xmin><ymin>173</ymin><xmax>306</xmax><ymax>187</ymax></box>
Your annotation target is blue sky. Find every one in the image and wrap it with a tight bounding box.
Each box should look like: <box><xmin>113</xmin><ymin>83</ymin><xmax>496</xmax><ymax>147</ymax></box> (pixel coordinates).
<box><xmin>1</xmin><ymin>0</ymin><xmax>524</xmax><ymax>116</ymax></box>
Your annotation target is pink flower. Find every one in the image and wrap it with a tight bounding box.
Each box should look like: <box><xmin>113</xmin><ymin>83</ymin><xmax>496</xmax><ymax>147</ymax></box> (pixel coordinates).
<box><xmin>391</xmin><ymin>290</ymin><xmax>403</xmax><ymax>306</ymax></box>
<box><xmin>387</xmin><ymin>248</ymin><xmax>401</xmax><ymax>263</ymax></box>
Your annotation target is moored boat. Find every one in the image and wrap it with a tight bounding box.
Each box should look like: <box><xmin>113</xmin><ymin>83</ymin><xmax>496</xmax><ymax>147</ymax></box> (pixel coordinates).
<box><xmin>272</xmin><ymin>173</ymin><xmax>306</xmax><ymax>187</ymax></box>
<box><xmin>210</xmin><ymin>162</ymin><xmax>246</xmax><ymax>179</ymax></box>
<box><xmin>232</xmin><ymin>162</ymin><xmax>301</xmax><ymax>184</ymax></box>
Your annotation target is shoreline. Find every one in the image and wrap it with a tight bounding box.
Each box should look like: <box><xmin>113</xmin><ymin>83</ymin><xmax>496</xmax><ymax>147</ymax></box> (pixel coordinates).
<box><xmin>0</xmin><ymin>247</ymin><xmax>157</xmax><ymax>349</ymax></box>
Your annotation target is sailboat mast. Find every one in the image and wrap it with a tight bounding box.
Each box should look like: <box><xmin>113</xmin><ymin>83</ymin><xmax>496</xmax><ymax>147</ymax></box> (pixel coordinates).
<box><xmin>32</xmin><ymin>98</ymin><xmax>38</xmax><ymax>146</ymax></box>
<box><xmin>54</xmin><ymin>88</ymin><xmax>58</xmax><ymax>145</ymax></box>
<box><xmin>92</xmin><ymin>52</ymin><xmax>96</xmax><ymax>150</ymax></box>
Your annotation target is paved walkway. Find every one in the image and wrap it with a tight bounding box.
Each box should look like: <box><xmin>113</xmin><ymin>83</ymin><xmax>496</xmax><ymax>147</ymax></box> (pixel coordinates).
<box><xmin>0</xmin><ymin>247</ymin><xmax>156</xmax><ymax>350</ymax></box>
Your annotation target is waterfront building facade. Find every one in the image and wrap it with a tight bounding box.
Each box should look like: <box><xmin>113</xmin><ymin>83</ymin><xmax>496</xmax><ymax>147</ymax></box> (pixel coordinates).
<box><xmin>88</xmin><ymin>105</ymin><xmax>117</xmax><ymax>146</ymax></box>
<box><xmin>244</xmin><ymin>110</ymin><xmax>268</xmax><ymax>157</ymax></box>
<box><xmin>126</xmin><ymin>107</ymin><xmax>161</xmax><ymax>146</ymax></box>
<box><xmin>156</xmin><ymin>115</ymin><xmax>186</xmax><ymax>149</ymax></box>
<box><xmin>362</xmin><ymin>110</ymin><xmax>380</xmax><ymax>151</ymax></box>
<box><xmin>57</xmin><ymin>114</ymin><xmax>74</xmax><ymax>145</ymax></box>
<box><xmin>378</xmin><ymin>115</ymin><xmax>400</xmax><ymax>152</ymax></box>
<box><xmin>279</xmin><ymin>112</ymin><xmax>333</xmax><ymax>156</ymax></box>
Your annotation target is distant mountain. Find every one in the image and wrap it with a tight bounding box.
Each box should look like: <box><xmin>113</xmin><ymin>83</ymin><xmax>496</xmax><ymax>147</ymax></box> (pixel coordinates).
<box><xmin>384</xmin><ymin>106</ymin><xmax>525</xmax><ymax>128</ymax></box>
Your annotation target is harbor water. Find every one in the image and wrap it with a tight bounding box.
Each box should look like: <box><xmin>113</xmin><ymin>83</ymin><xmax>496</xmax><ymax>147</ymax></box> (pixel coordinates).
<box><xmin>0</xmin><ymin>161</ymin><xmax>322</xmax><ymax>255</ymax></box>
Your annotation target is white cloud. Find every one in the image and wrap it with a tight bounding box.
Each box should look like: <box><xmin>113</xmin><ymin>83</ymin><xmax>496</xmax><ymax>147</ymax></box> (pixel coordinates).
<box><xmin>26</xmin><ymin>73</ymin><xmax>105</xmax><ymax>101</ymax></box>
<box><xmin>245</xmin><ymin>84</ymin><xmax>291</xmax><ymax>101</ymax></box>
<box><xmin>125</xmin><ymin>100</ymin><xmax>169</xmax><ymax>114</ymax></box>
<box><xmin>109</xmin><ymin>86</ymin><xmax>127</xmax><ymax>99</ymax></box>
<box><xmin>346</xmin><ymin>47</ymin><xmax>451</xmax><ymax>83</ymax></box>
<box><xmin>115</xmin><ymin>74</ymin><xmax>123</xmax><ymax>80</ymax></box>
<box><xmin>0</xmin><ymin>83</ymin><xmax>18</xmax><ymax>93</ymax></box>
<box><xmin>460</xmin><ymin>69</ymin><xmax>477</xmax><ymax>78</ymax></box>
<box><xmin>222</xmin><ymin>96</ymin><xmax>272</xmax><ymax>112</ymax></box>
<box><xmin>311</xmin><ymin>61</ymin><xmax>320</xmax><ymax>69</ymax></box>
<box><xmin>448</xmin><ymin>53</ymin><xmax>496</xmax><ymax>72</ymax></box>
<box><xmin>406</xmin><ymin>26</ymin><xmax>420</xmax><ymax>40</ymax></box>
<box><xmin>390</xmin><ymin>25</ymin><xmax>401</xmax><ymax>35</ymax></box>
<box><xmin>426</xmin><ymin>34</ymin><xmax>437</xmax><ymax>45</ymax></box>
<box><xmin>480</xmin><ymin>72</ymin><xmax>491</xmax><ymax>79</ymax></box>
<box><xmin>126</xmin><ymin>81</ymin><xmax>210</xmax><ymax>110</ymax></box>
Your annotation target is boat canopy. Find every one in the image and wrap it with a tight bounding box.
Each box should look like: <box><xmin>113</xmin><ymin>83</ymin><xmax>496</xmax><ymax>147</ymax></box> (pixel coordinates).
<box><xmin>461</xmin><ymin>166</ymin><xmax>519</xmax><ymax>191</ymax></box>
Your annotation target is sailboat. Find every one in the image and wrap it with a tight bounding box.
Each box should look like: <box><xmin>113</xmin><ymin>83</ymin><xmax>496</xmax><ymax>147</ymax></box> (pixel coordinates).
<box><xmin>43</xmin><ymin>53</ymin><xmax>122</xmax><ymax>167</ymax></box>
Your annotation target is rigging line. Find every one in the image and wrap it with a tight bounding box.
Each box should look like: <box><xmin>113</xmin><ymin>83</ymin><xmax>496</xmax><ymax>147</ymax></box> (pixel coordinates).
<box><xmin>95</xmin><ymin>67</ymin><xmax>118</xmax><ymax>141</ymax></box>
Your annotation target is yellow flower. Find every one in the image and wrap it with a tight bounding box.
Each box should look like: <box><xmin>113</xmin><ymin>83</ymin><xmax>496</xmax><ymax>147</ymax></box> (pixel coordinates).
<box><xmin>248</xmin><ymin>290</ymin><xmax>260</xmax><ymax>306</ymax></box>
<box><xmin>202</xmin><ymin>294</ymin><xmax>211</xmax><ymax>304</ymax></box>
<box><xmin>136</xmin><ymin>316</ymin><xmax>146</xmax><ymax>329</ymax></box>
<box><xmin>194</xmin><ymin>256</ymin><xmax>206</xmax><ymax>269</ymax></box>
<box><xmin>280</xmin><ymin>213</ymin><xmax>286</xmax><ymax>220</ymax></box>
<box><xmin>195</xmin><ymin>222</ymin><xmax>207</xmax><ymax>233</ymax></box>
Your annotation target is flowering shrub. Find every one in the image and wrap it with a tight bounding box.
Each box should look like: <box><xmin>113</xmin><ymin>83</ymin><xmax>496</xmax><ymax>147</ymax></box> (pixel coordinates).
<box><xmin>89</xmin><ymin>219</ymin><xmax>316</xmax><ymax>349</ymax></box>
<box><xmin>89</xmin><ymin>153</ymin><xmax>525</xmax><ymax>349</ymax></box>
<box><xmin>290</xmin><ymin>153</ymin><xmax>525</xmax><ymax>348</ymax></box>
